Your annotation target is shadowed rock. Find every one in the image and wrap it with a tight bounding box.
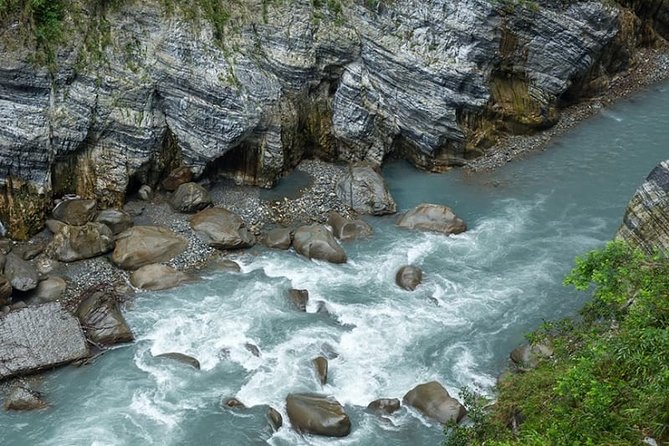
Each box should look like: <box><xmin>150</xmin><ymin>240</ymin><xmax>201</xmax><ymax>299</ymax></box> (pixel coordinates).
<box><xmin>4</xmin><ymin>385</ymin><xmax>47</xmax><ymax>411</ymax></box>
<box><xmin>263</xmin><ymin>227</ymin><xmax>292</xmax><ymax>250</ymax></box>
<box><xmin>32</xmin><ymin>276</ymin><xmax>66</xmax><ymax>303</ymax></box>
<box><xmin>327</xmin><ymin>211</ymin><xmax>373</xmax><ymax>241</ymax></box>
<box><xmin>286</xmin><ymin>393</ymin><xmax>351</xmax><ymax>437</ymax></box>
<box><xmin>76</xmin><ymin>285</ymin><xmax>133</xmax><ymax>346</ymax></box>
<box><xmin>95</xmin><ymin>209</ymin><xmax>133</xmax><ymax>235</ymax></box>
<box><xmin>112</xmin><ymin>226</ymin><xmax>188</xmax><ymax>270</ymax></box>
<box><xmin>312</xmin><ymin>356</ymin><xmax>328</xmax><ymax>385</ymax></box>
<box><xmin>267</xmin><ymin>407</ymin><xmax>283</xmax><ymax>431</ymax></box>
<box><xmin>213</xmin><ymin>258</ymin><xmax>241</xmax><ymax>272</ymax></box>
<box><xmin>46</xmin><ymin>222</ymin><xmax>114</xmax><ymax>262</ymax></box>
<box><xmin>190</xmin><ymin>208</ymin><xmax>256</xmax><ymax>250</ymax></box>
<box><xmin>335</xmin><ymin>164</ymin><xmax>396</xmax><ymax>215</ymax></box>
<box><xmin>162</xmin><ymin>166</ymin><xmax>193</xmax><ymax>191</ymax></box>
<box><xmin>170</xmin><ymin>182</ymin><xmax>212</xmax><ymax>213</ymax></box>
<box><xmin>287</xmin><ymin>289</ymin><xmax>308</xmax><ymax>311</ymax></box>
<box><xmin>395</xmin><ymin>265</ymin><xmax>423</xmax><ymax>291</ymax></box>
<box><xmin>293</xmin><ymin>225</ymin><xmax>346</xmax><ymax>264</ymax></box>
<box><xmin>397</xmin><ymin>204</ymin><xmax>466</xmax><ymax>235</ymax></box>
<box><xmin>130</xmin><ymin>264</ymin><xmax>191</xmax><ymax>290</ymax></box>
<box><xmin>4</xmin><ymin>253</ymin><xmax>38</xmax><ymax>292</ymax></box>
<box><xmin>367</xmin><ymin>398</ymin><xmax>401</xmax><ymax>415</ymax></box>
<box><xmin>403</xmin><ymin>381</ymin><xmax>466</xmax><ymax>424</ymax></box>
<box><xmin>52</xmin><ymin>199</ymin><xmax>97</xmax><ymax>226</ymax></box>
<box><xmin>223</xmin><ymin>397</ymin><xmax>246</xmax><ymax>409</ymax></box>
<box><xmin>154</xmin><ymin>352</ymin><xmax>201</xmax><ymax>369</ymax></box>
<box><xmin>0</xmin><ymin>303</ymin><xmax>89</xmax><ymax>380</ymax></box>
<box><xmin>0</xmin><ymin>275</ymin><xmax>11</xmax><ymax>305</ymax></box>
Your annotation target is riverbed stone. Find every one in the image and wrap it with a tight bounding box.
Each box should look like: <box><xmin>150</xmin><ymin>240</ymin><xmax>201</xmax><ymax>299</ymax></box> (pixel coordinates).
<box><xmin>3</xmin><ymin>385</ymin><xmax>47</xmax><ymax>411</ymax></box>
<box><xmin>293</xmin><ymin>225</ymin><xmax>347</xmax><ymax>264</ymax></box>
<box><xmin>32</xmin><ymin>276</ymin><xmax>67</xmax><ymax>303</ymax></box>
<box><xmin>285</xmin><ymin>393</ymin><xmax>351</xmax><ymax>437</ymax></box>
<box><xmin>52</xmin><ymin>199</ymin><xmax>97</xmax><ymax>226</ymax></box>
<box><xmin>263</xmin><ymin>227</ymin><xmax>292</xmax><ymax>250</ymax></box>
<box><xmin>190</xmin><ymin>208</ymin><xmax>256</xmax><ymax>250</ymax></box>
<box><xmin>112</xmin><ymin>226</ymin><xmax>188</xmax><ymax>270</ymax></box>
<box><xmin>267</xmin><ymin>407</ymin><xmax>283</xmax><ymax>431</ymax></box>
<box><xmin>46</xmin><ymin>222</ymin><xmax>114</xmax><ymax>262</ymax></box>
<box><xmin>287</xmin><ymin>289</ymin><xmax>309</xmax><ymax>311</ymax></box>
<box><xmin>0</xmin><ymin>302</ymin><xmax>89</xmax><ymax>380</ymax></box>
<box><xmin>76</xmin><ymin>285</ymin><xmax>133</xmax><ymax>346</ymax></box>
<box><xmin>510</xmin><ymin>342</ymin><xmax>554</xmax><ymax>370</ymax></box>
<box><xmin>367</xmin><ymin>398</ymin><xmax>401</xmax><ymax>415</ymax></box>
<box><xmin>130</xmin><ymin>264</ymin><xmax>191</xmax><ymax>291</ymax></box>
<box><xmin>138</xmin><ymin>185</ymin><xmax>153</xmax><ymax>201</ymax></box>
<box><xmin>154</xmin><ymin>352</ymin><xmax>201</xmax><ymax>370</ymax></box>
<box><xmin>95</xmin><ymin>209</ymin><xmax>134</xmax><ymax>235</ymax></box>
<box><xmin>223</xmin><ymin>397</ymin><xmax>246</xmax><ymax>409</ymax></box>
<box><xmin>395</xmin><ymin>265</ymin><xmax>423</xmax><ymax>291</ymax></box>
<box><xmin>162</xmin><ymin>166</ymin><xmax>193</xmax><ymax>191</ymax></box>
<box><xmin>397</xmin><ymin>203</ymin><xmax>466</xmax><ymax>235</ymax></box>
<box><xmin>4</xmin><ymin>253</ymin><xmax>38</xmax><ymax>292</ymax></box>
<box><xmin>170</xmin><ymin>182</ymin><xmax>212</xmax><ymax>213</ymax></box>
<box><xmin>327</xmin><ymin>211</ymin><xmax>373</xmax><ymax>241</ymax></box>
<box><xmin>335</xmin><ymin>164</ymin><xmax>397</xmax><ymax>215</ymax></box>
<box><xmin>0</xmin><ymin>275</ymin><xmax>11</xmax><ymax>305</ymax></box>
<box><xmin>403</xmin><ymin>381</ymin><xmax>466</xmax><ymax>424</ymax></box>
<box><xmin>213</xmin><ymin>258</ymin><xmax>241</xmax><ymax>272</ymax></box>
<box><xmin>312</xmin><ymin>356</ymin><xmax>328</xmax><ymax>385</ymax></box>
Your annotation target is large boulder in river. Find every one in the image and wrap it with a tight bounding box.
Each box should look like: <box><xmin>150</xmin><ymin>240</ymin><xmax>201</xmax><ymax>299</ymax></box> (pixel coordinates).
<box><xmin>95</xmin><ymin>209</ymin><xmax>133</xmax><ymax>235</ymax></box>
<box><xmin>403</xmin><ymin>381</ymin><xmax>466</xmax><ymax>424</ymax></box>
<box><xmin>170</xmin><ymin>182</ymin><xmax>212</xmax><ymax>213</ymax></box>
<box><xmin>395</xmin><ymin>265</ymin><xmax>423</xmax><ymax>291</ymax></box>
<box><xmin>4</xmin><ymin>253</ymin><xmax>38</xmax><ymax>292</ymax></box>
<box><xmin>52</xmin><ymin>199</ymin><xmax>97</xmax><ymax>226</ymax></box>
<box><xmin>263</xmin><ymin>227</ymin><xmax>292</xmax><ymax>250</ymax></box>
<box><xmin>335</xmin><ymin>164</ymin><xmax>396</xmax><ymax>215</ymax></box>
<box><xmin>112</xmin><ymin>226</ymin><xmax>188</xmax><ymax>270</ymax></box>
<box><xmin>154</xmin><ymin>352</ymin><xmax>201</xmax><ymax>370</ymax></box>
<box><xmin>191</xmin><ymin>207</ymin><xmax>256</xmax><ymax>250</ymax></box>
<box><xmin>76</xmin><ymin>285</ymin><xmax>133</xmax><ymax>346</ymax></box>
<box><xmin>367</xmin><ymin>398</ymin><xmax>401</xmax><ymax>415</ymax></box>
<box><xmin>397</xmin><ymin>203</ymin><xmax>466</xmax><ymax>235</ymax></box>
<box><xmin>312</xmin><ymin>356</ymin><xmax>328</xmax><ymax>385</ymax></box>
<box><xmin>0</xmin><ymin>303</ymin><xmax>89</xmax><ymax>380</ymax></box>
<box><xmin>327</xmin><ymin>211</ymin><xmax>373</xmax><ymax>241</ymax></box>
<box><xmin>286</xmin><ymin>393</ymin><xmax>351</xmax><ymax>437</ymax></box>
<box><xmin>293</xmin><ymin>225</ymin><xmax>346</xmax><ymax>264</ymax></box>
<box><xmin>287</xmin><ymin>289</ymin><xmax>309</xmax><ymax>311</ymax></box>
<box><xmin>130</xmin><ymin>264</ymin><xmax>191</xmax><ymax>290</ymax></box>
<box><xmin>162</xmin><ymin>166</ymin><xmax>193</xmax><ymax>191</ymax></box>
<box><xmin>46</xmin><ymin>222</ymin><xmax>114</xmax><ymax>262</ymax></box>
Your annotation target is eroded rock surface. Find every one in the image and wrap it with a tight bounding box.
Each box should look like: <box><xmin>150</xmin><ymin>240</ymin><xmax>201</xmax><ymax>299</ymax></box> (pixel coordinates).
<box><xmin>112</xmin><ymin>226</ymin><xmax>187</xmax><ymax>270</ymax></box>
<box><xmin>403</xmin><ymin>381</ymin><xmax>466</xmax><ymax>424</ymax></box>
<box><xmin>293</xmin><ymin>225</ymin><xmax>347</xmax><ymax>264</ymax></box>
<box><xmin>190</xmin><ymin>208</ymin><xmax>256</xmax><ymax>250</ymax></box>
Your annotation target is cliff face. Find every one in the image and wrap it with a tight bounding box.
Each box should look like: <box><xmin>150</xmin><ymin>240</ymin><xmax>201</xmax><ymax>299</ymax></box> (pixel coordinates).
<box><xmin>0</xmin><ymin>0</ymin><xmax>662</xmax><ymax>239</ymax></box>
<box><xmin>617</xmin><ymin>160</ymin><xmax>669</xmax><ymax>254</ymax></box>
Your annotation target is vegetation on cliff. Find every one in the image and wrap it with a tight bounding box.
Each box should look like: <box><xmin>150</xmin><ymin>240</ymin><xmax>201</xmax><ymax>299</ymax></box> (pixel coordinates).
<box><xmin>446</xmin><ymin>240</ymin><xmax>669</xmax><ymax>445</ymax></box>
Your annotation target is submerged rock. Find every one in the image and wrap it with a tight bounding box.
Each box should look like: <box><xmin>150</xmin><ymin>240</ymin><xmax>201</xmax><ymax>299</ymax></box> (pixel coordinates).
<box><xmin>285</xmin><ymin>393</ymin><xmax>351</xmax><ymax>437</ymax></box>
<box><xmin>46</xmin><ymin>222</ymin><xmax>114</xmax><ymax>262</ymax></box>
<box><xmin>130</xmin><ymin>264</ymin><xmax>191</xmax><ymax>290</ymax></box>
<box><xmin>76</xmin><ymin>285</ymin><xmax>133</xmax><ymax>346</ymax></box>
<box><xmin>0</xmin><ymin>303</ymin><xmax>89</xmax><ymax>380</ymax></box>
<box><xmin>223</xmin><ymin>397</ymin><xmax>246</xmax><ymax>409</ymax></box>
<box><xmin>4</xmin><ymin>253</ymin><xmax>38</xmax><ymax>292</ymax></box>
<box><xmin>190</xmin><ymin>208</ymin><xmax>256</xmax><ymax>250</ymax></box>
<box><xmin>395</xmin><ymin>265</ymin><xmax>423</xmax><ymax>291</ymax></box>
<box><xmin>154</xmin><ymin>352</ymin><xmax>201</xmax><ymax>370</ymax></box>
<box><xmin>367</xmin><ymin>398</ymin><xmax>401</xmax><ymax>415</ymax></box>
<box><xmin>263</xmin><ymin>227</ymin><xmax>292</xmax><ymax>250</ymax></box>
<box><xmin>397</xmin><ymin>204</ymin><xmax>466</xmax><ymax>235</ymax></box>
<box><xmin>335</xmin><ymin>164</ymin><xmax>396</xmax><ymax>215</ymax></box>
<box><xmin>287</xmin><ymin>289</ymin><xmax>309</xmax><ymax>311</ymax></box>
<box><xmin>170</xmin><ymin>182</ymin><xmax>212</xmax><ymax>213</ymax></box>
<box><xmin>112</xmin><ymin>226</ymin><xmax>188</xmax><ymax>270</ymax></box>
<box><xmin>213</xmin><ymin>258</ymin><xmax>242</xmax><ymax>272</ymax></box>
<box><xmin>245</xmin><ymin>343</ymin><xmax>261</xmax><ymax>357</ymax></box>
<box><xmin>292</xmin><ymin>225</ymin><xmax>347</xmax><ymax>264</ymax></box>
<box><xmin>312</xmin><ymin>356</ymin><xmax>328</xmax><ymax>385</ymax></box>
<box><xmin>3</xmin><ymin>385</ymin><xmax>47</xmax><ymax>411</ymax></box>
<box><xmin>327</xmin><ymin>211</ymin><xmax>373</xmax><ymax>241</ymax></box>
<box><xmin>403</xmin><ymin>381</ymin><xmax>466</xmax><ymax>424</ymax></box>
<box><xmin>52</xmin><ymin>199</ymin><xmax>97</xmax><ymax>226</ymax></box>
<box><xmin>617</xmin><ymin>159</ymin><xmax>669</xmax><ymax>253</ymax></box>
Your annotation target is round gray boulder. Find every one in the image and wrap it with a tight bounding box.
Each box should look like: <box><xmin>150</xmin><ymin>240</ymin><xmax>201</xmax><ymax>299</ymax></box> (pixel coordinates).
<box><xmin>292</xmin><ymin>225</ymin><xmax>346</xmax><ymax>264</ymax></box>
<box><xmin>335</xmin><ymin>164</ymin><xmax>397</xmax><ymax>215</ymax></box>
<box><xmin>263</xmin><ymin>227</ymin><xmax>292</xmax><ymax>250</ymax></box>
<box><xmin>367</xmin><ymin>398</ymin><xmax>401</xmax><ymax>415</ymax></box>
<box><xmin>403</xmin><ymin>381</ymin><xmax>466</xmax><ymax>424</ymax></box>
<box><xmin>287</xmin><ymin>289</ymin><xmax>309</xmax><ymax>311</ymax></box>
<box><xmin>95</xmin><ymin>209</ymin><xmax>133</xmax><ymax>235</ymax></box>
<box><xmin>395</xmin><ymin>265</ymin><xmax>423</xmax><ymax>291</ymax></box>
<box><xmin>285</xmin><ymin>393</ymin><xmax>351</xmax><ymax>437</ymax></box>
<box><xmin>397</xmin><ymin>203</ymin><xmax>466</xmax><ymax>235</ymax></box>
<box><xmin>154</xmin><ymin>352</ymin><xmax>201</xmax><ymax>370</ymax></box>
<box><xmin>190</xmin><ymin>208</ymin><xmax>256</xmax><ymax>250</ymax></box>
<box><xmin>327</xmin><ymin>211</ymin><xmax>373</xmax><ymax>241</ymax></box>
<box><xmin>46</xmin><ymin>222</ymin><xmax>114</xmax><ymax>262</ymax></box>
<box><xmin>130</xmin><ymin>264</ymin><xmax>191</xmax><ymax>291</ymax></box>
<box><xmin>52</xmin><ymin>199</ymin><xmax>97</xmax><ymax>226</ymax></box>
<box><xmin>170</xmin><ymin>182</ymin><xmax>212</xmax><ymax>213</ymax></box>
<box><xmin>112</xmin><ymin>226</ymin><xmax>188</xmax><ymax>270</ymax></box>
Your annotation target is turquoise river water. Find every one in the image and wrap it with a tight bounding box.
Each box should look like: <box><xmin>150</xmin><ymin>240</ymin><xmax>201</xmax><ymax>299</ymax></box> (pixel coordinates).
<box><xmin>1</xmin><ymin>82</ymin><xmax>669</xmax><ymax>445</ymax></box>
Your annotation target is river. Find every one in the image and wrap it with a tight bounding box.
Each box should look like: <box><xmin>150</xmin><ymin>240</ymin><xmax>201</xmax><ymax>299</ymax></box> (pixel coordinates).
<box><xmin>2</xmin><ymin>82</ymin><xmax>669</xmax><ymax>445</ymax></box>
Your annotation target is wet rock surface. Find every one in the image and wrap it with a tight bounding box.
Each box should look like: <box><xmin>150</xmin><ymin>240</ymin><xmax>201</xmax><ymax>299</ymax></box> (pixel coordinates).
<box><xmin>286</xmin><ymin>393</ymin><xmax>351</xmax><ymax>437</ymax></box>
<box><xmin>130</xmin><ymin>264</ymin><xmax>191</xmax><ymax>291</ymax></box>
<box><xmin>3</xmin><ymin>385</ymin><xmax>48</xmax><ymax>411</ymax></box>
<box><xmin>403</xmin><ymin>381</ymin><xmax>466</xmax><ymax>424</ymax></box>
<box><xmin>397</xmin><ymin>204</ymin><xmax>466</xmax><ymax>235</ymax></box>
<box><xmin>292</xmin><ymin>225</ymin><xmax>347</xmax><ymax>264</ymax></box>
<box><xmin>327</xmin><ymin>211</ymin><xmax>372</xmax><ymax>241</ymax></box>
<box><xmin>170</xmin><ymin>183</ymin><xmax>212</xmax><ymax>213</ymax></box>
<box><xmin>395</xmin><ymin>265</ymin><xmax>423</xmax><ymax>291</ymax></box>
<box><xmin>287</xmin><ymin>289</ymin><xmax>309</xmax><ymax>311</ymax></box>
<box><xmin>154</xmin><ymin>352</ymin><xmax>201</xmax><ymax>370</ymax></box>
<box><xmin>75</xmin><ymin>285</ymin><xmax>133</xmax><ymax>346</ymax></box>
<box><xmin>367</xmin><ymin>398</ymin><xmax>401</xmax><ymax>415</ymax></box>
